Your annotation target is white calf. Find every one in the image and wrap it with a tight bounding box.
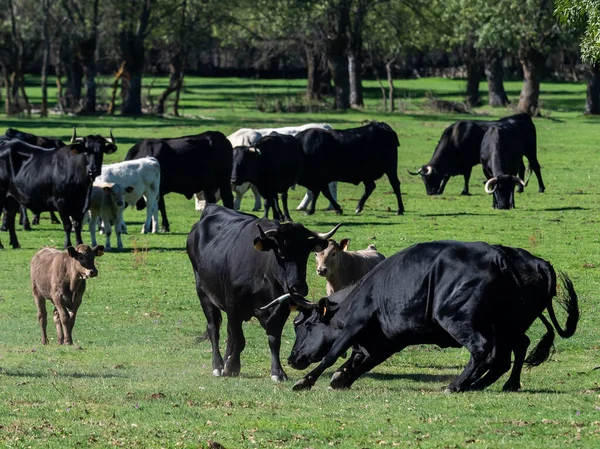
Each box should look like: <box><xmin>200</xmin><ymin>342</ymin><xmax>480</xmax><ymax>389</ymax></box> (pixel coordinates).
<box><xmin>195</xmin><ymin>124</ymin><xmax>336</xmax><ymax>212</ymax></box>
<box><xmin>96</xmin><ymin>157</ymin><xmax>161</xmax><ymax>234</ymax></box>
<box><xmin>89</xmin><ymin>182</ymin><xmax>133</xmax><ymax>251</ymax></box>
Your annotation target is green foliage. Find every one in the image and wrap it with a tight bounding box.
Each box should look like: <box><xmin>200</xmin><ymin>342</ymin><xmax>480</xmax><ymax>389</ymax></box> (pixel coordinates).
<box><xmin>555</xmin><ymin>0</ymin><xmax>600</xmax><ymax>63</ymax></box>
<box><xmin>0</xmin><ymin>76</ymin><xmax>599</xmax><ymax>447</ymax></box>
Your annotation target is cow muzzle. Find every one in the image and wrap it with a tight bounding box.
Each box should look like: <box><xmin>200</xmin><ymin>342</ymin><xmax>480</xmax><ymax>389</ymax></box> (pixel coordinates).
<box><xmin>288</xmin><ymin>356</ymin><xmax>310</xmax><ymax>371</ymax></box>
<box><xmin>316</xmin><ymin>267</ymin><xmax>328</xmax><ymax>276</ymax></box>
<box><xmin>81</xmin><ymin>269</ymin><xmax>98</xmax><ymax>279</ymax></box>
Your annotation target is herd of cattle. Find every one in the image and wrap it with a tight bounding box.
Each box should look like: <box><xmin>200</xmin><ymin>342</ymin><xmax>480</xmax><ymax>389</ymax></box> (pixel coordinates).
<box><xmin>0</xmin><ymin>114</ymin><xmax>579</xmax><ymax>393</ymax></box>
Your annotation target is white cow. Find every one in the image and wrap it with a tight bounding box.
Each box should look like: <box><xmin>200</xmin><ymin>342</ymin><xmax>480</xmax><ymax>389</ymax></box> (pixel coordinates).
<box><xmin>194</xmin><ymin>123</ymin><xmax>337</xmax><ymax>212</ymax></box>
<box><xmin>89</xmin><ymin>182</ymin><xmax>133</xmax><ymax>251</ymax></box>
<box><xmin>95</xmin><ymin>157</ymin><xmax>161</xmax><ymax>234</ymax></box>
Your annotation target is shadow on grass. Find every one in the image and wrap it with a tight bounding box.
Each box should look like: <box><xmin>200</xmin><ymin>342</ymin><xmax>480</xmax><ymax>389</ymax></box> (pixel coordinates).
<box><xmin>419</xmin><ymin>212</ymin><xmax>497</xmax><ymax>217</ymax></box>
<box><xmin>536</xmin><ymin>206</ymin><xmax>588</xmax><ymax>212</ymax></box>
<box><xmin>364</xmin><ymin>372</ymin><xmax>457</xmax><ymax>384</ymax></box>
<box><xmin>2</xmin><ymin>370</ymin><xmax>127</xmax><ymax>379</ymax></box>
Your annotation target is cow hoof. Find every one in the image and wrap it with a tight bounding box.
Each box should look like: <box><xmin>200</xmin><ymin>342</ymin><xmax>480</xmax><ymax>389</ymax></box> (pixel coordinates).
<box><xmin>212</xmin><ymin>369</ymin><xmax>222</xmax><ymax>377</ymax></box>
<box><xmin>305</xmin><ymin>211</ymin><xmax>315</xmax><ymax>216</ymax></box>
<box><xmin>502</xmin><ymin>381</ymin><xmax>522</xmax><ymax>392</ymax></box>
<box><xmin>292</xmin><ymin>378</ymin><xmax>314</xmax><ymax>391</ymax></box>
<box><xmin>32</xmin><ymin>219</ymin><xmax>40</xmax><ymax>226</ymax></box>
<box><xmin>329</xmin><ymin>371</ymin><xmax>352</xmax><ymax>390</ymax></box>
<box><xmin>396</xmin><ymin>209</ymin><xmax>404</xmax><ymax>215</ymax></box>
<box><xmin>539</xmin><ymin>189</ymin><xmax>545</xmax><ymax>193</ymax></box>
<box><xmin>23</xmin><ymin>223</ymin><xmax>32</xmax><ymax>231</ymax></box>
<box><xmin>252</xmin><ymin>207</ymin><xmax>262</xmax><ymax>212</ymax></box>
<box><xmin>271</xmin><ymin>374</ymin><xmax>288</xmax><ymax>382</ymax></box>
<box><xmin>460</xmin><ymin>192</ymin><xmax>471</xmax><ymax>196</ymax></box>
<box><xmin>296</xmin><ymin>206</ymin><xmax>307</xmax><ymax>212</ymax></box>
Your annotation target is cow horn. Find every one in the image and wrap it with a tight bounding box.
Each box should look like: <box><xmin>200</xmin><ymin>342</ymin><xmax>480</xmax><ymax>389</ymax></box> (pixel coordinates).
<box><xmin>513</xmin><ymin>176</ymin><xmax>526</xmax><ymax>187</ymax></box>
<box><xmin>317</xmin><ymin>223</ymin><xmax>342</xmax><ymax>240</ymax></box>
<box><xmin>248</xmin><ymin>146</ymin><xmax>261</xmax><ymax>155</ymax></box>
<box><xmin>260</xmin><ymin>293</ymin><xmax>291</xmax><ymax>310</ymax></box>
<box><xmin>70</xmin><ymin>127</ymin><xmax>77</xmax><ymax>143</ymax></box>
<box><xmin>484</xmin><ymin>177</ymin><xmax>497</xmax><ymax>194</ymax></box>
<box><xmin>257</xmin><ymin>223</ymin><xmax>277</xmax><ymax>238</ymax></box>
<box><xmin>407</xmin><ymin>168</ymin><xmax>422</xmax><ymax>176</ymax></box>
<box><xmin>107</xmin><ymin>128</ymin><xmax>116</xmax><ymax>144</ymax></box>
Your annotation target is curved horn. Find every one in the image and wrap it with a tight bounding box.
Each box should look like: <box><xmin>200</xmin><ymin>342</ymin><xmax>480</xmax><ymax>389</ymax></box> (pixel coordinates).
<box><xmin>484</xmin><ymin>177</ymin><xmax>497</xmax><ymax>194</ymax></box>
<box><xmin>407</xmin><ymin>168</ymin><xmax>422</xmax><ymax>176</ymax></box>
<box><xmin>107</xmin><ymin>128</ymin><xmax>116</xmax><ymax>144</ymax></box>
<box><xmin>70</xmin><ymin>127</ymin><xmax>77</xmax><ymax>143</ymax></box>
<box><xmin>264</xmin><ymin>228</ymin><xmax>278</xmax><ymax>237</ymax></box>
<box><xmin>513</xmin><ymin>176</ymin><xmax>526</xmax><ymax>187</ymax></box>
<box><xmin>260</xmin><ymin>293</ymin><xmax>291</xmax><ymax>310</ymax></box>
<box><xmin>248</xmin><ymin>146</ymin><xmax>261</xmax><ymax>155</ymax></box>
<box><xmin>317</xmin><ymin>223</ymin><xmax>343</xmax><ymax>240</ymax></box>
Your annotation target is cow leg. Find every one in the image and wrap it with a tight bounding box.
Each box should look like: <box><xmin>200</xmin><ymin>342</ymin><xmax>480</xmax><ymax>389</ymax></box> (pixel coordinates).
<box><xmin>517</xmin><ymin>160</ymin><xmax>526</xmax><ymax>193</ymax></box>
<box><xmin>72</xmin><ymin>216</ymin><xmax>84</xmax><ymax>246</ymax></box>
<box><xmin>53</xmin><ymin>309</ymin><xmax>64</xmax><ymax>345</ymax></box>
<box><xmin>257</xmin><ymin>305</ymin><xmax>291</xmax><ymax>381</ymax></box>
<box><xmin>54</xmin><ymin>300</ymin><xmax>73</xmax><ymax>345</ymax></box>
<box><xmin>321</xmin><ymin>185</ymin><xmax>343</xmax><ymax>215</ymax></box>
<box><xmin>326</xmin><ymin>182</ymin><xmax>338</xmax><ymax>210</ymax></box>
<box><xmin>34</xmin><ymin>293</ymin><xmax>49</xmax><ymax>345</ymax></box>
<box><xmin>89</xmin><ymin>212</ymin><xmax>99</xmax><ymax>248</ymax></box>
<box><xmin>32</xmin><ymin>212</ymin><xmax>40</xmax><ymax>226</ymax></box>
<box><xmin>527</xmin><ymin>158</ymin><xmax>545</xmax><ymax>193</ymax></box>
<box><xmin>158</xmin><ymin>195</ymin><xmax>170</xmax><ymax>233</ymax></box>
<box><xmin>502</xmin><ymin>334</ymin><xmax>530</xmax><ymax>392</ymax></box>
<box><xmin>460</xmin><ymin>170</ymin><xmax>471</xmax><ymax>195</ymax></box>
<box><xmin>101</xmin><ymin>213</ymin><xmax>113</xmax><ymax>252</ymax></box>
<box><xmin>0</xmin><ymin>208</ymin><xmax>6</xmax><ymax>232</ymax></box>
<box><xmin>386</xmin><ymin>171</ymin><xmax>405</xmax><ymax>215</ymax></box>
<box><xmin>222</xmin><ymin>314</ymin><xmax>245</xmax><ymax>377</ymax></box>
<box><xmin>443</xmin><ymin>332</ymin><xmax>494</xmax><ymax>392</ymax></box>
<box><xmin>20</xmin><ymin>205</ymin><xmax>31</xmax><ymax>231</ymax></box>
<box><xmin>296</xmin><ymin>190</ymin><xmax>312</xmax><ymax>211</ymax></box>
<box><xmin>468</xmin><ymin>341</ymin><xmax>513</xmax><ymax>391</ymax></box>
<box><xmin>50</xmin><ymin>211</ymin><xmax>61</xmax><ymax>224</ymax></box>
<box><xmin>197</xmin><ymin>285</ymin><xmax>225</xmax><ymax>376</ymax></box>
<box><xmin>355</xmin><ymin>180</ymin><xmax>376</xmax><ymax>214</ymax></box>
<box><xmin>233</xmin><ymin>184</ymin><xmax>246</xmax><ymax>211</ymax></box>
<box><xmin>57</xmin><ymin>209</ymin><xmax>73</xmax><ymax>249</ymax></box>
<box><xmin>4</xmin><ymin>198</ymin><xmax>21</xmax><ymax>249</ymax></box>
<box><xmin>281</xmin><ymin>191</ymin><xmax>293</xmax><ymax>222</ymax></box>
<box><xmin>271</xmin><ymin>193</ymin><xmax>285</xmax><ymax>222</ymax></box>
<box><xmin>306</xmin><ymin>190</ymin><xmax>320</xmax><ymax>215</ymax></box>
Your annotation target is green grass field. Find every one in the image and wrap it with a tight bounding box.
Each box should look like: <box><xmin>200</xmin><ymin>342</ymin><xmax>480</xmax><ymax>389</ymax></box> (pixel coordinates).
<box><xmin>0</xmin><ymin>76</ymin><xmax>599</xmax><ymax>448</ymax></box>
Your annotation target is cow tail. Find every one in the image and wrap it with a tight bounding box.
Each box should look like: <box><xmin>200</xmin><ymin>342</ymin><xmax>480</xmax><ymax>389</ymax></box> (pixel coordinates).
<box><xmin>547</xmin><ymin>272</ymin><xmax>579</xmax><ymax>338</ymax></box>
<box><xmin>525</xmin><ymin>271</ymin><xmax>578</xmax><ymax>368</ymax></box>
<box><xmin>524</xmin><ymin>314</ymin><xmax>555</xmax><ymax>367</ymax></box>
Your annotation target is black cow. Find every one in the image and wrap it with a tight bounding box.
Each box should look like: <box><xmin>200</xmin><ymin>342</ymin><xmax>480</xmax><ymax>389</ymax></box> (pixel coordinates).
<box><xmin>481</xmin><ymin>125</ymin><xmax>526</xmax><ymax>209</ymax></box>
<box><xmin>0</xmin><ymin>128</ymin><xmax>66</xmax><ymax>229</ymax></box>
<box><xmin>186</xmin><ymin>204</ymin><xmax>341</xmax><ymax>381</ymax></box>
<box><xmin>280</xmin><ymin>240</ymin><xmax>578</xmax><ymax>391</ymax></box>
<box><xmin>3</xmin><ymin>128</ymin><xmax>66</xmax><ymax>149</ymax></box>
<box><xmin>0</xmin><ymin>131</ymin><xmax>117</xmax><ymax>249</ymax></box>
<box><xmin>125</xmin><ymin>132</ymin><xmax>234</xmax><ymax>232</ymax></box>
<box><xmin>409</xmin><ymin>114</ymin><xmax>545</xmax><ymax>195</ymax></box>
<box><xmin>231</xmin><ymin>133</ymin><xmax>303</xmax><ymax>222</ymax></box>
<box><xmin>295</xmin><ymin>121</ymin><xmax>404</xmax><ymax>215</ymax></box>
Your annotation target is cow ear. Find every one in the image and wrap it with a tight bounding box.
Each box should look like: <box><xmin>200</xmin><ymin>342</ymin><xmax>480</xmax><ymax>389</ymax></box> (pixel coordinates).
<box><xmin>93</xmin><ymin>245</ymin><xmax>105</xmax><ymax>257</ymax></box>
<box><xmin>308</xmin><ymin>238</ymin><xmax>328</xmax><ymax>252</ymax></box>
<box><xmin>67</xmin><ymin>246</ymin><xmax>78</xmax><ymax>258</ymax></box>
<box><xmin>70</xmin><ymin>143</ymin><xmax>85</xmax><ymax>154</ymax></box>
<box><xmin>340</xmin><ymin>238</ymin><xmax>350</xmax><ymax>251</ymax></box>
<box><xmin>126</xmin><ymin>186</ymin><xmax>135</xmax><ymax>193</ymax></box>
<box><xmin>253</xmin><ymin>237</ymin><xmax>274</xmax><ymax>252</ymax></box>
<box><xmin>317</xmin><ymin>298</ymin><xmax>333</xmax><ymax>321</ymax></box>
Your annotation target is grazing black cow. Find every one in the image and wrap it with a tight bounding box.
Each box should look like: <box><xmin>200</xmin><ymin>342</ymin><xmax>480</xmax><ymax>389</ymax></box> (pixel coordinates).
<box><xmin>278</xmin><ymin>240</ymin><xmax>578</xmax><ymax>391</ymax></box>
<box><xmin>0</xmin><ymin>129</ymin><xmax>65</xmax><ymax>229</ymax></box>
<box><xmin>125</xmin><ymin>132</ymin><xmax>234</xmax><ymax>232</ymax></box>
<box><xmin>481</xmin><ymin>125</ymin><xmax>526</xmax><ymax>209</ymax></box>
<box><xmin>231</xmin><ymin>132</ymin><xmax>303</xmax><ymax>222</ymax></box>
<box><xmin>408</xmin><ymin>114</ymin><xmax>545</xmax><ymax>195</ymax></box>
<box><xmin>186</xmin><ymin>204</ymin><xmax>341</xmax><ymax>381</ymax></box>
<box><xmin>295</xmin><ymin>121</ymin><xmax>404</xmax><ymax>215</ymax></box>
<box><xmin>0</xmin><ymin>130</ymin><xmax>117</xmax><ymax>249</ymax></box>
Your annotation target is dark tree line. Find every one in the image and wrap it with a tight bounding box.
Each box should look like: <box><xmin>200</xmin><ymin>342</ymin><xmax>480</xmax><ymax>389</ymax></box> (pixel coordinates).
<box><xmin>0</xmin><ymin>0</ymin><xmax>598</xmax><ymax>117</ymax></box>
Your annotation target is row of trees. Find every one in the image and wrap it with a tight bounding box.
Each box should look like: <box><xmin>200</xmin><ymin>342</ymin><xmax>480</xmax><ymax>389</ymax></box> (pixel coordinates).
<box><xmin>1</xmin><ymin>0</ymin><xmax>599</xmax><ymax>117</ymax></box>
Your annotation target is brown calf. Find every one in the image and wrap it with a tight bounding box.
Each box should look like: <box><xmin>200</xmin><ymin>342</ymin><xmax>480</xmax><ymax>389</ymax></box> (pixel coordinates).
<box><xmin>30</xmin><ymin>244</ymin><xmax>104</xmax><ymax>345</ymax></box>
<box><xmin>315</xmin><ymin>238</ymin><xmax>386</xmax><ymax>295</ymax></box>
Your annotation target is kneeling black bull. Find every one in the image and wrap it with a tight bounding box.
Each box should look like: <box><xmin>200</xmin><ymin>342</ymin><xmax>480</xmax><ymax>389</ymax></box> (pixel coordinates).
<box><xmin>274</xmin><ymin>241</ymin><xmax>578</xmax><ymax>391</ymax></box>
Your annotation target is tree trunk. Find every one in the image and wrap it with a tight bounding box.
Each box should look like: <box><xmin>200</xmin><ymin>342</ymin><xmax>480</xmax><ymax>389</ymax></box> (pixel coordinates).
<box><xmin>325</xmin><ymin>0</ymin><xmax>350</xmax><ymax>110</ymax></box>
<box><xmin>328</xmin><ymin>51</ymin><xmax>350</xmax><ymax>109</ymax></box>
<box><xmin>156</xmin><ymin>53</ymin><xmax>182</xmax><ymax>115</ymax></box>
<box><xmin>108</xmin><ymin>62</ymin><xmax>126</xmax><ymax>116</ymax></box>
<box><xmin>306</xmin><ymin>45</ymin><xmax>330</xmax><ymax>100</ymax></box>
<box><xmin>348</xmin><ymin>53</ymin><xmax>363</xmax><ymax>107</ymax></box>
<box><xmin>173</xmin><ymin>68</ymin><xmax>184</xmax><ymax>116</ymax></box>
<box><xmin>484</xmin><ymin>52</ymin><xmax>509</xmax><ymax>107</ymax></box>
<box><xmin>386</xmin><ymin>61</ymin><xmax>395</xmax><ymax>112</ymax></box>
<box><xmin>585</xmin><ymin>63</ymin><xmax>600</xmax><ymax>115</ymax></box>
<box><xmin>518</xmin><ymin>46</ymin><xmax>545</xmax><ymax>116</ymax></box>
<box><xmin>40</xmin><ymin>0</ymin><xmax>50</xmax><ymax>117</ymax></box>
<box><xmin>80</xmin><ymin>36</ymin><xmax>98</xmax><ymax>114</ymax></box>
<box><xmin>465</xmin><ymin>45</ymin><xmax>480</xmax><ymax>108</ymax></box>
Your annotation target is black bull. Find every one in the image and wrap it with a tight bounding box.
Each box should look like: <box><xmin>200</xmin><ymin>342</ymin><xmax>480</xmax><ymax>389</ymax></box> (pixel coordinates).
<box><xmin>409</xmin><ymin>114</ymin><xmax>545</xmax><ymax>196</ymax></box>
<box><xmin>283</xmin><ymin>241</ymin><xmax>578</xmax><ymax>391</ymax></box>
<box><xmin>186</xmin><ymin>204</ymin><xmax>341</xmax><ymax>381</ymax></box>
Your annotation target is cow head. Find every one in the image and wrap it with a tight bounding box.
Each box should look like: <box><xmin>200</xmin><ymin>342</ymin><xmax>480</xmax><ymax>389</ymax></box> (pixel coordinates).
<box><xmin>95</xmin><ymin>182</ymin><xmax>134</xmax><ymax>208</ymax></box>
<box><xmin>253</xmin><ymin>222</ymin><xmax>342</xmax><ymax>296</ymax></box>
<box><xmin>67</xmin><ymin>244</ymin><xmax>104</xmax><ymax>279</ymax></box>
<box><xmin>231</xmin><ymin>145</ymin><xmax>260</xmax><ymax>185</ymax></box>
<box><xmin>287</xmin><ymin>296</ymin><xmax>340</xmax><ymax>370</ymax></box>
<box><xmin>485</xmin><ymin>175</ymin><xmax>525</xmax><ymax>209</ymax></box>
<box><xmin>315</xmin><ymin>238</ymin><xmax>350</xmax><ymax>278</ymax></box>
<box><xmin>407</xmin><ymin>165</ymin><xmax>444</xmax><ymax>195</ymax></box>
<box><xmin>69</xmin><ymin>128</ymin><xmax>117</xmax><ymax>179</ymax></box>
